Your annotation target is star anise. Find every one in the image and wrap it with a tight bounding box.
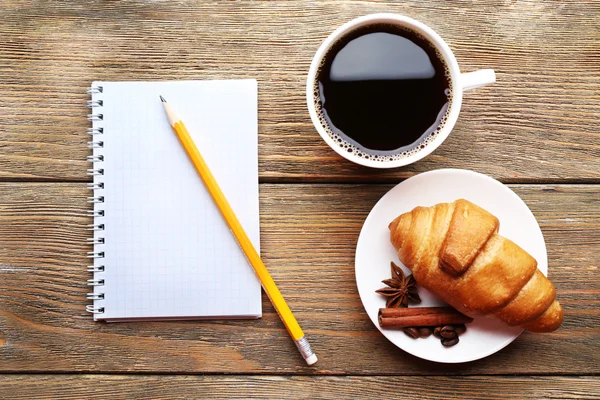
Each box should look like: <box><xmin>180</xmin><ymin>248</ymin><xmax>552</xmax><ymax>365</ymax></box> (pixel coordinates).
<box><xmin>375</xmin><ymin>261</ymin><xmax>421</xmax><ymax>308</ymax></box>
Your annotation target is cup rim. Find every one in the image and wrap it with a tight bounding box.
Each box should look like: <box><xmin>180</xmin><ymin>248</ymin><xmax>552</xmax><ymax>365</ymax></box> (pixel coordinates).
<box><xmin>306</xmin><ymin>13</ymin><xmax>464</xmax><ymax>169</ymax></box>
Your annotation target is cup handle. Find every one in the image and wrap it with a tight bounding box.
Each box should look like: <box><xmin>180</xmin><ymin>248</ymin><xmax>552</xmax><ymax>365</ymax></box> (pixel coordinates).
<box><xmin>461</xmin><ymin>69</ymin><xmax>496</xmax><ymax>92</ymax></box>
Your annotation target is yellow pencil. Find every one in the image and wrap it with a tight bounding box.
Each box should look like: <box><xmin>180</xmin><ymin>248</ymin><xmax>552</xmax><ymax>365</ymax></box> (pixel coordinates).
<box><xmin>160</xmin><ymin>95</ymin><xmax>317</xmax><ymax>366</ymax></box>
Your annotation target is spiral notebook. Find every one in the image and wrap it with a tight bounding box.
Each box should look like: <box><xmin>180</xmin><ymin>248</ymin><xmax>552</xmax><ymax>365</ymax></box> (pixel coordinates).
<box><xmin>86</xmin><ymin>80</ymin><xmax>262</xmax><ymax>321</ymax></box>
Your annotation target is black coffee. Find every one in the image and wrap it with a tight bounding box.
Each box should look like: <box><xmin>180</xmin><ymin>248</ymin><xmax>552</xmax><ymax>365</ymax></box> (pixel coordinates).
<box><xmin>315</xmin><ymin>24</ymin><xmax>450</xmax><ymax>156</ymax></box>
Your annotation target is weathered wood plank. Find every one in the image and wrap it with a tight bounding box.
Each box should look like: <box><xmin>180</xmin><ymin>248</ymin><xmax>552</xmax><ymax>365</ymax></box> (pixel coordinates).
<box><xmin>1</xmin><ymin>375</ymin><xmax>600</xmax><ymax>399</ymax></box>
<box><xmin>0</xmin><ymin>1</ymin><xmax>598</xmax><ymax>181</ymax></box>
<box><xmin>0</xmin><ymin>183</ymin><xmax>597</xmax><ymax>373</ymax></box>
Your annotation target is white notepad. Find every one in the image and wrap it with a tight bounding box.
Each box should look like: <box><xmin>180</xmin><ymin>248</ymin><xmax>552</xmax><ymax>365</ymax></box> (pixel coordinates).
<box><xmin>87</xmin><ymin>80</ymin><xmax>262</xmax><ymax>321</ymax></box>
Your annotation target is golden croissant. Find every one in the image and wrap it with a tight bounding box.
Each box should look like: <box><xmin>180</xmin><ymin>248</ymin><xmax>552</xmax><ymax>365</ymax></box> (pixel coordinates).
<box><xmin>389</xmin><ymin>199</ymin><xmax>562</xmax><ymax>332</ymax></box>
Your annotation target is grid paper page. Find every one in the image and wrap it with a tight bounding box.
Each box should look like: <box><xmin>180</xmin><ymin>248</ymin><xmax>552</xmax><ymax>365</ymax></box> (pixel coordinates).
<box><xmin>90</xmin><ymin>80</ymin><xmax>261</xmax><ymax>320</ymax></box>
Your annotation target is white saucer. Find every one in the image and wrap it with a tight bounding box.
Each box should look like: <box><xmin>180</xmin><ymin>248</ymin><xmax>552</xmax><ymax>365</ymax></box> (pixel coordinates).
<box><xmin>355</xmin><ymin>169</ymin><xmax>548</xmax><ymax>363</ymax></box>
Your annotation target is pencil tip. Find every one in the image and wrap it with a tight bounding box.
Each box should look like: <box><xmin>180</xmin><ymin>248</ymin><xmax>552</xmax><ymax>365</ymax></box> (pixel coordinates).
<box><xmin>159</xmin><ymin>95</ymin><xmax>166</xmax><ymax>103</ymax></box>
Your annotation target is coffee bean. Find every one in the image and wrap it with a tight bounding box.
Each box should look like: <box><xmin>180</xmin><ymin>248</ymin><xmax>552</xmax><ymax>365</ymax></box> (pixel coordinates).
<box><xmin>440</xmin><ymin>331</ymin><xmax>457</xmax><ymax>339</ymax></box>
<box><xmin>418</xmin><ymin>327</ymin><xmax>432</xmax><ymax>338</ymax></box>
<box><xmin>440</xmin><ymin>325</ymin><xmax>457</xmax><ymax>339</ymax></box>
<box><xmin>442</xmin><ymin>337</ymin><xmax>459</xmax><ymax>347</ymax></box>
<box><xmin>403</xmin><ymin>327</ymin><xmax>420</xmax><ymax>339</ymax></box>
<box><xmin>433</xmin><ymin>326</ymin><xmax>442</xmax><ymax>339</ymax></box>
<box><xmin>454</xmin><ymin>324</ymin><xmax>467</xmax><ymax>335</ymax></box>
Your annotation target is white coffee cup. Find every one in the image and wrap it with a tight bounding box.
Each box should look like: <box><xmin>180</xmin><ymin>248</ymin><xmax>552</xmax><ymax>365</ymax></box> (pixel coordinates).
<box><xmin>306</xmin><ymin>13</ymin><xmax>496</xmax><ymax>169</ymax></box>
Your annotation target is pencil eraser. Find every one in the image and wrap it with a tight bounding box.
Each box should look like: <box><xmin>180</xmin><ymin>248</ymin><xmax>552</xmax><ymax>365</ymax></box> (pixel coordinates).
<box><xmin>305</xmin><ymin>354</ymin><xmax>318</xmax><ymax>366</ymax></box>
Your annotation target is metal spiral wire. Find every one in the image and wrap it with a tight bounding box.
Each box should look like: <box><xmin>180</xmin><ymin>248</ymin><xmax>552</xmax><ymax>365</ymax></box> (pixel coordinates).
<box><xmin>87</xmin><ymin>155</ymin><xmax>104</xmax><ymax>162</ymax></box>
<box><xmin>86</xmin><ymin>305</ymin><xmax>105</xmax><ymax>314</ymax></box>
<box><xmin>87</xmin><ymin>127</ymin><xmax>103</xmax><ymax>135</ymax></box>
<box><xmin>87</xmin><ymin>168</ymin><xmax>104</xmax><ymax>176</ymax></box>
<box><xmin>87</xmin><ymin>140</ymin><xmax>104</xmax><ymax>148</ymax></box>
<box><xmin>87</xmin><ymin>223</ymin><xmax>105</xmax><ymax>231</ymax></box>
<box><xmin>86</xmin><ymin>85</ymin><xmax>106</xmax><ymax>315</ymax></box>
<box><xmin>87</xmin><ymin>210</ymin><xmax>105</xmax><ymax>217</ymax></box>
<box><xmin>87</xmin><ymin>100</ymin><xmax>103</xmax><ymax>107</ymax></box>
<box><xmin>86</xmin><ymin>86</ymin><xmax>103</xmax><ymax>94</ymax></box>
<box><xmin>87</xmin><ymin>182</ymin><xmax>104</xmax><ymax>190</ymax></box>
<box><xmin>87</xmin><ymin>113</ymin><xmax>103</xmax><ymax>121</ymax></box>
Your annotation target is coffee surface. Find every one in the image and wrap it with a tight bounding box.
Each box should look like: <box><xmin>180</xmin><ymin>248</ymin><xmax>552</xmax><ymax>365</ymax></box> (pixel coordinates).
<box><xmin>316</xmin><ymin>25</ymin><xmax>450</xmax><ymax>154</ymax></box>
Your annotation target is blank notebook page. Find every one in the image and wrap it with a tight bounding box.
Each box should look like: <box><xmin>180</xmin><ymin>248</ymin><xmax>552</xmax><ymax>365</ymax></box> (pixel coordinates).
<box><xmin>90</xmin><ymin>80</ymin><xmax>261</xmax><ymax>321</ymax></box>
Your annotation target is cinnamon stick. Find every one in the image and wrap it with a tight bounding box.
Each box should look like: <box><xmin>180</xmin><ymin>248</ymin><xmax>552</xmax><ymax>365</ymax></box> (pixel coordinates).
<box><xmin>378</xmin><ymin>307</ymin><xmax>473</xmax><ymax>329</ymax></box>
<box><xmin>380</xmin><ymin>307</ymin><xmax>457</xmax><ymax>319</ymax></box>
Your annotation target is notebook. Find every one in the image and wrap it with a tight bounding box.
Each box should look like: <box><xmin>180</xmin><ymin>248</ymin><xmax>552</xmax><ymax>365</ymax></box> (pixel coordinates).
<box><xmin>86</xmin><ymin>80</ymin><xmax>262</xmax><ymax>321</ymax></box>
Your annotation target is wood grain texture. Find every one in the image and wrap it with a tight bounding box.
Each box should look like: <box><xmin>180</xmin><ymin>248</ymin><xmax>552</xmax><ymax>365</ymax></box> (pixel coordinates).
<box><xmin>1</xmin><ymin>375</ymin><xmax>600</xmax><ymax>400</ymax></box>
<box><xmin>0</xmin><ymin>0</ymin><xmax>599</xmax><ymax>182</ymax></box>
<box><xmin>0</xmin><ymin>183</ymin><xmax>597</xmax><ymax>374</ymax></box>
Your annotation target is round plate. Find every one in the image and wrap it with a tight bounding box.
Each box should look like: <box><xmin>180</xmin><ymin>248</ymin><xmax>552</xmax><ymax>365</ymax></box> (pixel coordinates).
<box><xmin>355</xmin><ymin>169</ymin><xmax>548</xmax><ymax>363</ymax></box>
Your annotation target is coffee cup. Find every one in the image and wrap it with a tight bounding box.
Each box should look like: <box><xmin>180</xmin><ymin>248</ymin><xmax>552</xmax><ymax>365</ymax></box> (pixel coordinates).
<box><xmin>306</xmin><ymin>13</ymin><xmax>496</xmax><ymax>168</ymax></box>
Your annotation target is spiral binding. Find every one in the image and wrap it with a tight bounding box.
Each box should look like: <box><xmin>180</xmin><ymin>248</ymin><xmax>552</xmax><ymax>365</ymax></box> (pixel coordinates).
<box><xmin>86</xmin><ymin>86</ymin><xmax>103</xmax><ymax>94</ymax></box>
<box><xmin>87</xmin><ymin>84</ymin><xmax>105</xmax><ymax>315</ymax></box>
<box><xmin>87</xmin><ymin>100</ymin><xmax>103</xmax><ymax>107</ymax></box>
<box><xmin>86</xmin><ymin>305</ymin><xmax>105</xmax><ymax>314</ymax></box>
<box><xmin>87</xmin><ymin>182</ymin><xmax>104</xmax><ymax>190</ymax></box>
<box><xmin>87</xmin><ymin>140</ymin><xmax>104</xmax><ymax>149</ymax></box>
<box><xmin>87</xmin><ymin>168</ymin><xmax>104</xmax><ymax>176</ymax></box>
<box><xmin>87</xmin><ymin>113</ymin><xmax>103</xmax><ymax>121</ymax></box>
<box><xmin>87</xmin><ymin>210</ymin><xmax>104</xmax><ymax>217</ymax></box>
<box><xmin>87</xmin><ymin>128</ymin><xmax>103</xmax><ymax>135</ymax></box>
<box><xmin>87</xmin><ymin>223</ymin><xmax>105</xmax><ymax>231</ymax></box>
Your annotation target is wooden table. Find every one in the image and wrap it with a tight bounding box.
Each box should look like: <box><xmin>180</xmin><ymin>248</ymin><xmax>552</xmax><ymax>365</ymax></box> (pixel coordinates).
<box><xmin>1</xmin><ymin>1</ymin><xmax>598</xmax><ymax>398</ymax></box>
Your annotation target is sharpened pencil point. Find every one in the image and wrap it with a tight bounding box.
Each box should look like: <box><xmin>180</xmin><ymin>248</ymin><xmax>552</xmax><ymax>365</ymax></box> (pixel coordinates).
<box><xmin>159</xmin><ymin>95</ymin><xmax>166</xmax><ymax>103</ymax></box>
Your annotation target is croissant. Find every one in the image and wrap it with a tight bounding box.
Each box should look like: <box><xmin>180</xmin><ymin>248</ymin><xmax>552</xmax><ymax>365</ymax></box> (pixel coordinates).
<box><xmin>389</xmin><ymin>199</ymin><xmax>562</xmax><ymax>332</ymax></box>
